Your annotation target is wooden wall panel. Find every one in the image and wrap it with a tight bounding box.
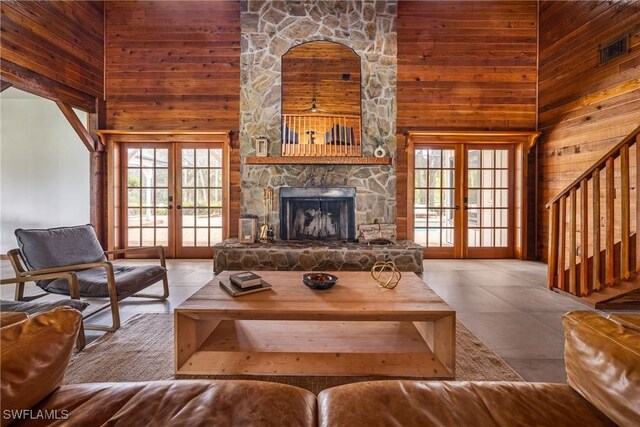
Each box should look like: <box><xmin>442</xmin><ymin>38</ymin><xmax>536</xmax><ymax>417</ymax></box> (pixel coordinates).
<box><xmin>0</xmin><ymin>0</ymin><xmax>104</xmax><ymax>99</ymax></box>
<box><xmin>396</xmin><ymin>0</ymin><xmax>538</xmax><ymax>240</ymax></box>
<box><xmin>105</xmin><ymin>0</ymin><xmax>241</xmax><ymax>237</ymax></box>
<box><xmin>538</xmin><ymin>0</ymin><xmax>640</xmax><ymax>260</ymax></box>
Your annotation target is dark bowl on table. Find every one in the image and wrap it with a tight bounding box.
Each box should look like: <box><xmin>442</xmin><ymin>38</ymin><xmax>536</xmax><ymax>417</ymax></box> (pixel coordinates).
<box><xmin>302</xmin><ymin>273</ymin><xmax>339</xmax><ymax>290</ymax></box>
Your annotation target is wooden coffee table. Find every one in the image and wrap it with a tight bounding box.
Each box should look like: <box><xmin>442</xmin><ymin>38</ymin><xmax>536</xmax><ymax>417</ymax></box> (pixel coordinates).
<box><xmin>175</xmin><ymin>271</ymin><xmax>455</xmax><ymax>378</ymax></box>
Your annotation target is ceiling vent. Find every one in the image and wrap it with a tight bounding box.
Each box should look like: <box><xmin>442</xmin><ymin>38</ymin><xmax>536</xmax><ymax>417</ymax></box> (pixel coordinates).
<box><xmin>599</xmin><ymin>35</ymin><xmax>629</xmax><ymax>65</ymax></box>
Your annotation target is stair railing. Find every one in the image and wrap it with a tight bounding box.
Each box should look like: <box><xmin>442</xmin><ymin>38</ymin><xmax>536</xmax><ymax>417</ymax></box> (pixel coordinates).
<box><xmin>546</xmin><ymin>126</ymin><xmax>640</xmax><ymax>296</ymax></box>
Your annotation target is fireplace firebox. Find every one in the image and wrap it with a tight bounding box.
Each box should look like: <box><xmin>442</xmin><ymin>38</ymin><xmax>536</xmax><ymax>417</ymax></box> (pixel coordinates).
<box><xmin>280</xmin><ymin>187</ymin><xmax>356</xmax><ymax>241</ymax></box>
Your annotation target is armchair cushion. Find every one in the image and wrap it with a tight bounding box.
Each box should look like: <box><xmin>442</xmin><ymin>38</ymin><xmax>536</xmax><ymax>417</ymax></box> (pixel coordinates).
<box><xmin>15</xmin><ymin>224</ymin><xmax>106</xmax><ymax>271</ymax></box>
<box><xmin>0</xmin><ymin>299</ymin><xmax>89</xmax><ymax>316</ymax></box>
<box><xmin>1</xmin><ymin>307</ymin><xmax>81</xmax><ymax>422</ymax></box>
<box><xmin>42</xmin><ymin>265</ymin><xmax>167</xmax><ymax>298</ymax></box>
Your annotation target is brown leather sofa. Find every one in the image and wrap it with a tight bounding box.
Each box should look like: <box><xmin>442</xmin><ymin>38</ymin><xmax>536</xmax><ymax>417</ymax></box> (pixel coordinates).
<box><xmin>1</xmin><ymin>308</ymin><xmax>638</xmax><ymax>426</ymax></box>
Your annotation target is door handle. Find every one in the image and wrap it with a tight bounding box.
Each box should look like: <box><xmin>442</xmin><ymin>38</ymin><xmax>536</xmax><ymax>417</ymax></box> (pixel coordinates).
<box><xmin>168</xmin><ymin>205</ymin><xmax>173</xmax><ymax>210</ymax></box>
<box><xmin>455</xmin><ymin>205</ymin><xmax>460</xmax><ymax>210</ymax></box>
<box><xmin>176</xmin><ymin>205</ymin><xmax>182</xmax><ymax>210</ymax></box>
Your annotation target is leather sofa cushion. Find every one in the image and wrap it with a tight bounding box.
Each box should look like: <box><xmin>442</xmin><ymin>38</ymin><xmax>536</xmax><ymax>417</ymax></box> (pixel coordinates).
<box><xmin>0</xmin><ymin>299</ymin><xmax>89</xmax><ymax>316</ymax></box>
<box><xmin>563</xmin><ymin>310</ymin><xmax>640</xmax><ymax>426</ymax></box>
<box><xmin>15</xmin><ymin>225</ymin><xmax>107</xmax><ymax>271</ymax></box>
<box><xmin>317</xmin><ymin>380</ymin><xmax>614</xmax><ymax>427</ymax></box>
<box><xmin>40</xmin><ymin>265</ymin><xmax>166</xmax><ymax>298</ymax></box>
<box><xmin>1</xmin><ymin>307</ymin><xmax>81</xmax><ymax>426</ymax></box>
<box><xmin>27</xmin><ymin>380</ymin><xmax>316</xmax><ymax>427</ymax></box>
<box><xmin>608</xmin><ymin>313</ymin><xmax>640</xmax><ymax>333</ymax></box>
<box><xmin>0</xmin><ymin>312</ymin><xmax>28</xmax><ymax>328</ymax></box>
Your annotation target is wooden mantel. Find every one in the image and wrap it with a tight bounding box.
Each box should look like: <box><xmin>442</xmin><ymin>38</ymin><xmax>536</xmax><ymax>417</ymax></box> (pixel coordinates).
<box><xmin>95</xmin><ymin>130</ymin><xmax>232</xmax><ymax>145</ymax></box>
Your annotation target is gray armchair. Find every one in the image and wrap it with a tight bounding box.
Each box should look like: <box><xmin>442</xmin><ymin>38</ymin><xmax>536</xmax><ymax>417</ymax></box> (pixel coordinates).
<box><xmin>8</xmin><ymin>224</ymin><xmax>169</xmax><ymax>333</ymax></box>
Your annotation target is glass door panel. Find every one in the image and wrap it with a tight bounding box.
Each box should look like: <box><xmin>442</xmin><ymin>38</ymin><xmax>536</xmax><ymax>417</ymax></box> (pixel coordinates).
<box><xmin>414</xmin><ymin>147</ymin><xmax>457</xmax><ymax>257</ymax></box>
<box><xmin>125</xmin><ymin>145</ymin><xmax>173</xmax><ymax>257</ymax></box>
<box><xmin>466</xmin><ymin>146</ymin><xmax>512</xmax><ymax>257</ymax></box>
<box><xmin>176</xmin><ymin>145</ymin><xmax>224</xmax><ymax>258</ymax></box>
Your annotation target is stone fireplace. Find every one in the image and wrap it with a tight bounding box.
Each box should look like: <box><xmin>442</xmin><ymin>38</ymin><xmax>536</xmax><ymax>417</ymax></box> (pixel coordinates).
<box><xmin>280</xmin><ymin>187</ymin><xmax>356</xmax><ymax>241</ymax></box>
<box><xmin>239</xmin><ymin>1</ymin><xmax>398</xmax><ymax>238</ymax></box>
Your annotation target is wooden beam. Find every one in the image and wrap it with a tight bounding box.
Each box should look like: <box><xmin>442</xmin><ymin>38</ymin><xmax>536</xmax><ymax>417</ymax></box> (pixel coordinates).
<box><xmin>55</xmin><ymin>101</ymin><xmax>95</xmax><ymax>152</ymax></box>
<box><xmin>580</xmin><ymin>178</ymin><xmax>589</xmax><ymax>296</ymax></box>
<box><xmin>0</xmin><ymin>59</ymin><xmax>96</xmax><ymax>112</ymax></box>
<box><xmin>0</xmin><ymin>80</ymin><xmax>12</xmax><ymax>92</ymax></box>
<box><xmin>88</xmin><ymin>99</ymin><xmax>107</xmax><ymax>247</ymax></box>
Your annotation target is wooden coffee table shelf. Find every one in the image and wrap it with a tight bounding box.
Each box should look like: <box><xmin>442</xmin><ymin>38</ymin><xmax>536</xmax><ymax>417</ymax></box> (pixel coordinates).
<box><xmin>175</xmin><ymin>271</ymin><xmax>456</xmax><ymax>378</ymax></box>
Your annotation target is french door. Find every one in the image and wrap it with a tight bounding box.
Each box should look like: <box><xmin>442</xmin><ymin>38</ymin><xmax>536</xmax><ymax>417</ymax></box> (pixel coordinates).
<box><xmin>123</xmin><ymin>143</ymin><xmax>225</xmax><ymax>258</ymax></box>
<box><xmin>413</xmin><ymin>144</ymin><xmax>514</xmax><ymax>258</ymax></box>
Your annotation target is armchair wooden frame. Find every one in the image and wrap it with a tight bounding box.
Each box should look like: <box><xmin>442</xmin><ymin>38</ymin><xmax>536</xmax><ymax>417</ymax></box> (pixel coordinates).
<box><xmin>7</xmin><ymin>246</ymin><xmax>169</xmax><ymax>334</ymax></box>
<box><xmin>1</xmin><ymin>272</ymin><xmax>86</xmax><ymax>350</ymax></box>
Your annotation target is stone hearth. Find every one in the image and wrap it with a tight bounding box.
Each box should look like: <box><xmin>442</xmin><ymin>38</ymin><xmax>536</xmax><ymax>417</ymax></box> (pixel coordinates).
<box><xmin>213</xmin><ymin>239</ymin><xmax>423</xmax><ymax>274</ymax></box>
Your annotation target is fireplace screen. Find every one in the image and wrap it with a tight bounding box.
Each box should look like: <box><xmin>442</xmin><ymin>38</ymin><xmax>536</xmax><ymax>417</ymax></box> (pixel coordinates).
<box><xmin>280</xmin><ymin>187</ymin><xmax>356</xmax><ymax>241</ymax></box>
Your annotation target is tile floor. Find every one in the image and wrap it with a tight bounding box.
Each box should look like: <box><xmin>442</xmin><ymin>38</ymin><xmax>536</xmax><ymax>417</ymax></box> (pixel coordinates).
<box><xmin>1</xmin><ymin>258</ymin><xmax>602</xmax><ymax>383</ymax></box>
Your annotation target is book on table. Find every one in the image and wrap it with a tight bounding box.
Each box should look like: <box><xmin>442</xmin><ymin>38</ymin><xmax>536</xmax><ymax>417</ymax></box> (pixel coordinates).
<box><xmin>229</xmin><ymin>271</ymin><xmax>262</xmax><ymax>288</ymax></box>
<box><xmin>219</xmin><ymin>278</ymin><xmax>272</xmax><ymax>297</ymax></box>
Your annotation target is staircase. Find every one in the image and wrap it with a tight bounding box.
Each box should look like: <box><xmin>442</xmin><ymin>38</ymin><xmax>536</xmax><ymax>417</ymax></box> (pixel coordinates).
<box><xmin>546</xmin><ymin>126</ymin><xmax>640</xmax><ymax>309</ymax></box>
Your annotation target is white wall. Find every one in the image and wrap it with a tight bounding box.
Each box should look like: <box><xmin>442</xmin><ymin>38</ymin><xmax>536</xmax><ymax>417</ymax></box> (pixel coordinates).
<box><xmin>0</xmin><ymin>88</ymin><xmax>90</xmax><ymax>253</ymax></box>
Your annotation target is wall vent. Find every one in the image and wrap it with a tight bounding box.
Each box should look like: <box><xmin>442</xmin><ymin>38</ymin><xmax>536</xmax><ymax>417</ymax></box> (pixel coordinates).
<box><xmin>599</xmin><ymin>35</ymin><xmax>629</xmax><ymax>64</ymax></box>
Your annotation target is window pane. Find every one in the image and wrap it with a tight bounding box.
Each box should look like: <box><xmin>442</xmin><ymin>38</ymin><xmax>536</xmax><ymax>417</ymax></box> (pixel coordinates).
<box><xmin>142</xmin><ymin>228</ymin><xmax>155</xmax><ymax>246</ymax></box>
<box><xmin>442</xmin><ymin>228</ymin><xmax>454</xmax><ymax>247</ymax></box>
<box><xmin>196</xmin><ymin>149</ymin><xmax>208</xmax><ymax>167</ymax></box>
<box><xmin>415</xmin><ymin>169</ymin><xmax>428</xmax><ymax>188</ymax></box>
<box><xmin>128</xmin><ymin>209</ymin><xmax>140</xmax><ymax>227</ymax></box>
<box><xmin>196</xmin><ymin>208</ymin><xmax>209</xmax><ymax>226</ymax></box>
<box><xmin>182</xmin><ymin>208</ymin><xmax>195</xmax><ymax>227</ymax></box>
<box><xmin>468</xmin><ymin>170</ymin><xmax>480</xmax><ymax>188</ymax></box>
<box><xmin>496</xmin><ymin>229</ymin><xmax>507</xmax><ymax>247</ymax></box>
<box><xmin>156</xmin><ymin>149</ymin><xmax>168</xmax><ymax>166</ymax></box>
<box><xmin>481</xmin><ymin>209</ymin><xmax>494</xmax><ymax>227</ymax></box>
<box><xmin>156</xmin><ymin>189</ymin><xmax>168</xmax><ymax>207</ymax></box>
<box><xmin>468</xmin><ymin>189</ymin><xmax>479</xmax><ymax>207</ymax></box>
<box><xmin>482</xmin><ymin>169</ymin><xmax>493</xmax><ymax>187</ymax></box>
<box><xmin>128</xmin><ymin>228</ymin><xmax>140</xmax><ymax>246</ymax></box>
<box><xmin>127</xmin><ymin>149</ymin><xmax>141</xmax><ymax>167</ymax></box>
<box><xmin>481</xmin><ymin>150</ymin><xmax>494</xmax><ymax>168</ymax></box>
<box><xmin>496</xmin><ymin>190</ymin><xmax>508</xmax><ymax>208</ymax></box>
<box><xmin>196</xmin><ymin>227</ymin><xmax>209</xmax><ymax>246</ymax></box>
<box><xmin>209</xmin><ymin>169</ymin><xmax>223</xmax><ymax>188</ymax></box>
<box><xmin>414</xmin><ymin>228</ymin><xmax>427</xmax><ymax>246</ymax></box>
<box><xmin>210</xmin><ymin>208</ymin><xmax>223</xmax><ymax>227</ymax></box>
<box><xmin>428</xmin><ymin>189</ymin><xmax>440</xmax><ymax>208</ymax></box>
<box><xmin>195</xmin><ymin>169</ymin><xmax>209</xmax><ymax>187</ymax></box>
<box><xmin>196</xmin><ymin>189</ymin><xmax>208</xmax><ymax>207</ymax></box>
<box><xmin>428</xmin><ymin>150</ymin><xmax>441</xmax><ymax>168</ymax></box>
<box><xmin>182</xmin><ymin>149</ymin><xmax>195</xmax><ymax>167</ymax></box>
<box><xmin>468</xmin><ymin>150</ymin><xmax>480</xmax><ymax>168</ymax></box>
<box><xmin>428</xmin><ymin>170</ymin><xmax>441</xmax><ymax>188</ymax></box>
<box><xmin>182</xmin><ymin>169</ymin><xmax>195</xmax><ymax>187</ymax></box>
<box><xmin>481</xmin><ymin>189</ymin><xmax>493</xmax><ymax>207</ymax></box>
<box><xmin>442</xmin><ymin>150</ymin><xmax>455</xmax><ymax>168</ymax></box>
<box><xmin>182</xmin><ymin>189</ymin><xmax>195</xmax><ymax>208</ymax></box>
<box><xmin>468</xmin><ymin>229</ymin><xmax>480</xmax><ymax>247</ymax></box>
<box><xmin>482</xmin><ymin>229</ymin><xmax>494</xmax><ymax>247</ymax></box>
<box><xmin>141</xmin><ymin>149</ymin><xmax>154</xmax><ymax>166</ymax></box>
<box><xmin>415</xmin><ymin>150</ymin><xmax>428</xmax><ymax>168</ymax></box>
<box><xmin>442</xmin><ymin>209</ymin><xmax>455</xmax><ymax>227</ymax></box>
<box><xmin>141</xmin><ymin>168</ymin><xmax>154</xmax><ymax>186</ymax></box>
<box><xmin>414</xmin><ymin>209</ymin><xmax>427</xmax><ymax>227</ymax></box>
<box><xmin>156</xmin><ymin>169</ymin><xmax>168</xmax><ymax>187</ymax></box>
<box><xmin>468</xmin><ymin>209</ymin><xmax>480</xmax><ymax>227</ymax></box>
<box><xmin>141</xmin><ymin>189</ymin><xmax>154</xmax><ymax>207</ymax></box>
<box><xmin>156</xmin><ymin>228</ymin><xmax>168</xmax><ymax>246</ymax></box>
<box><xmin>155</xmin><ymin>209</ymin><xmax>168</xmax><ymax>226</ymax></box>
<box><xmin>442</xmin><ymin>189</ymin><xmax>454</xmax><ymax>208</ymax></box>
<box><xmin>415</xmin><ymin>189</ymin><xmax>427</xmax><ymax>207</ymax></box>
<box><xmin>210</xmin><ymin>149</ymin><xmax>223</xmax><ymax>168</ymax></box>
<box><xmin>182</xmin><ymin>228</ymin><xmax>195</xmax><ymax>247</ymax></box>
<box><xmin>496</xmin><ymin>209</ymin><xmax>508</xmax><ymax>227</ymax></box>
<box><xmin>128</xmin><ymin>189</ymin><xmax>140</xmax><ymax>207</ymax></box>
<box><xmin>442</xmin><ymin>169</ymin><xmax>454</xmax><ymax>188</ymax></box>
<box><xmin>496</xmin><ymin>170</ymin><xmax>508</xmax><ymax>188</ymax></box>
<box><xmin>141</xmin><ymin>208</ymin><xmax>154</xmax><ymax>226</ymax></box>
<box><xmin>496</xmin><ymin>150</ymin><xmax>508</xmax><ymax>168</ymax></box>
<box><xmin>128</xmin><ymin>169</ymin><xmax>140</xmax><ymax>187</ymax></box>
<box><xmin>210</xmin><ymin>228</ymin><xmax>223</xmax><ymax>244</ymax></box>
<box><xmin>427</xmin><ymin>228</ymin><xmax>441</xmax><ymax>247</ymax></box>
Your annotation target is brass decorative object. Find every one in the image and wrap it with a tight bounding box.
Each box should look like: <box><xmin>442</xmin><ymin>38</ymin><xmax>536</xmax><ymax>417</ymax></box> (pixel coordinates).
<box><xmin>371</xmin><ymin>261</ymin><xmax>401</xmax><ymax>289</ymax></box>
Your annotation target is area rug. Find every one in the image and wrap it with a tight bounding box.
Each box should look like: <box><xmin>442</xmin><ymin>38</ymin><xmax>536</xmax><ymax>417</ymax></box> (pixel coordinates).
<box><xmin>65</xmin><ymin>313</ymin><xmax>523</xmax><ymax>394</ymax></box>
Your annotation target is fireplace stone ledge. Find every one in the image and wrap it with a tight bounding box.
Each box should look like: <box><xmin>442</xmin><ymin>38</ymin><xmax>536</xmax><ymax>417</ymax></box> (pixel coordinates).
<box><xmin>213</xmin><ymin>239</ymin><xmax>423</xmax><ymax>274</ymax></box>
